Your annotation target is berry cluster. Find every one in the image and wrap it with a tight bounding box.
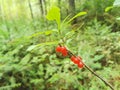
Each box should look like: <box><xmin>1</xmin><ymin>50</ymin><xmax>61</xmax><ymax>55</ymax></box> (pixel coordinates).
<box><xmin>56</xmin><ymin>45</ymin><xmax>84</xmax><ymax>68</ymax></box>
<box><xmin>70</xmin><ymin>56</ymin><xmax>84</xmax><ymax>68</ymax></box>
<box><xmin>56</xmin><ymin>46</ymin><xmax>68</xmax><ymax>56</ymax></box>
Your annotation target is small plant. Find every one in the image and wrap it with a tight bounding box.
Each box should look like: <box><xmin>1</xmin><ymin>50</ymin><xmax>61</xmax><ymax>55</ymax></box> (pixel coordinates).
<box><xmin>47</xmin><ymin>6</ymin><xmax>114</xmax><ymax>90</ymax></box>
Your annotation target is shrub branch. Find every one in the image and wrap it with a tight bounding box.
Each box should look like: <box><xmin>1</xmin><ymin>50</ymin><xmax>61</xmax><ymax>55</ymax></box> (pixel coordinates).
<box><xmin>84</xmin><ymin>63</ymin><xmax>114</xmax><ymax>90</ymax></box>
<box><xmin>66</xmin><ymin>47</ymin><xmax>114</xmax><ymax>90</ymax></box>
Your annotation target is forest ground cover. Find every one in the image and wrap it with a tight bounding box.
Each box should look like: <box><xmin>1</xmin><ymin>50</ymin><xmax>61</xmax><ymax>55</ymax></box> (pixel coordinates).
<box><xmin>0</xmin><ymin>0</ymin><xmax>120</xmax><ymax>90</ymax></box>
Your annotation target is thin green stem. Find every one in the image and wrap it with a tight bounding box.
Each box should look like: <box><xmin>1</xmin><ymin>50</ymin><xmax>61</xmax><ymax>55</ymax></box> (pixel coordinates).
<box><xmin>58</xmin><ymin>24</ymin><xmax>65</xmax><ymax>44</ymax></box>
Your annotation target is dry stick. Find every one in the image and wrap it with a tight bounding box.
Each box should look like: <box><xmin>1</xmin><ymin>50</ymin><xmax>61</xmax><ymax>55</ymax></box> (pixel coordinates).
<box><xmin>67</xmin><ymin>49</ymin><xmax>114</xmax><ymax>90</ymax></box>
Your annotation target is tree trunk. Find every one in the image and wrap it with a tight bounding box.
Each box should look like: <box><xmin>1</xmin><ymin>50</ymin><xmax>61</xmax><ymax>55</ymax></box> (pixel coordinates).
<box><xmin>58</xmin><ymin>0</ymin><xmax>62</xmax><ymax>19</ymax></box>
<box><xmin>58</xmin><ymin>0</ymin><xmax>61</xmax><ymax>9</ymax></box>
<box><xmin>0</xmin><ymin>0</ymin><xmax>11</xmax><ymax>41</ymax></box>
<box><xmin>68</xmin><ymin>0</ymin><xmax>76</xmax><ymax>24</ymax></box>
<box><xmin>39</xmin><ymin>0</ymin><xmax>44</xmax><ymax>16</ymax></box>
<box><xmin>28</xmin><ymin>0</ymin><xmax>34</xmax><ymax>19</ymax></box>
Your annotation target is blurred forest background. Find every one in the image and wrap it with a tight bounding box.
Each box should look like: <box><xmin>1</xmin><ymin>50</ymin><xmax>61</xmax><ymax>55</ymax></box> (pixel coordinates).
<box><xmin>0</xmin><ymin>0</ymin><xmax>120</xmax><ymax>90</ymax></box>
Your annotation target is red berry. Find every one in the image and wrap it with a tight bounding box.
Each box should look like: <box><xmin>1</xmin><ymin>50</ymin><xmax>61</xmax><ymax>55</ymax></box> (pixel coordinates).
<box><xmin>70</xmin><ymin>56</ymin><xmax>75</xmax><ymax>62</ymax></box>
<box><xmin>77</xmin><ymin>61</ymin><xmax>84</xmax><ymax>68</ymax></box>
<box><xmin>74</xmin><ymin>58</ymin><xmax>80</xmax><ymax>64</ymax></box>
<box><xmin>56</xmin><ymin>46</ymin><xmax>62</xmax><ymax>52</ymax></box>
<box><xmin>70</xmin><ymin>56</ymin><xmax>80</xmax><ymax>64</ymax></box>
<box><xmin>62</xmin><ymin>51</ymin><xmax>68</xmax><ymax>56</ymax></box>
<box><xmin>56</xmin><ymin>46</ymin><xmax>68</xmax><ymax>56</ymax></box>
<box><xmin>61</xmin><ymin>47</ymin><xmax>68</xmax><ymax>56</ymax></box>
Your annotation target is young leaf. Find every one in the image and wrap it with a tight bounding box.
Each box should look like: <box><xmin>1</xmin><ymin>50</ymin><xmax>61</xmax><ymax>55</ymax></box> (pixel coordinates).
<box><xmin>36</xmin><ymin>41</ymin><xmax>59</xmax><ymax>47</ymax></box>
<box><xmin>46</xmin><ymin>6</ymin><xmax>61</xmax><ymax>29</ymax></box>
<box><xmin>67</xmin><ymin>12</ymin><xmax>87</xmax><ymax>23</ymax></box>
<box><xmin>105</xmin><ymin>6</ymin><xmax>113</xmax><ymax>12</ymax></box>
<box><xmin>26</xmin><ymin>45</ymin><xmax>37</xmax><ymax>51</ymax></box>
<box><xmin>28</xmin><ymin>30</ymin><xmax>57</xmax><ymax>38</ymax></box>
<box><xmin>26</xmin><ymin>41</ymin><xmax>58</xmax><ymax>51</ymax></box>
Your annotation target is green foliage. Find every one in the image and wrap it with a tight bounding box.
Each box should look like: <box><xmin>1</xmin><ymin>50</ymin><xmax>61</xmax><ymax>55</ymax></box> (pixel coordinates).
<box><xmin>76</xmin><ymin>0</ymin><xmax>114</xmax><ymax>14</ymax></box>
<box><xmin>0</xmin><ymin>83</ymin><xmax>21</xmax><ymax>90</ymax></box>
<box><xmin>27</xmin><ymin>41</ymin><xmax>58</xmax><ymax>51</ymax></box>
<box><xmin>105</xmin><ymin>6</ymin><xmax>113</xmax><ymax>12</ymax></box>
<box><xmin>0</xmin><ymin>1</ymin><xmax>120</xmax><ymax>90</ymax></box>
<box><xmin>67</xmin><ymin>11</ymin><xmax>87</xmax><ymax>23</ymax></box>
<box><xmin>46</xmin><ymin>6</ymin><xmax>61</xmax><ymax>29</ymax></box>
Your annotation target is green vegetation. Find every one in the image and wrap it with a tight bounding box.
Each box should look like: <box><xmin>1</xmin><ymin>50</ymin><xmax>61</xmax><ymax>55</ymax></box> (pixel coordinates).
<box><xmin>0</xmin><ymin>0</ymin><xmax>120</xmax><ymax>90</ymax></box>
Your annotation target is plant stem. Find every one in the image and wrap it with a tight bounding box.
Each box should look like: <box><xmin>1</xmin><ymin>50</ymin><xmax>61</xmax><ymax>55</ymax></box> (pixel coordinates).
<box><xmin>58</xmin><ymin>27</ymin><xmax>65</xmax><ymax>44</ymax></box>
<box><xmin>84</xmin><ymin>63</ymin><xmax>114</xmax><ymax>90</ymax></box>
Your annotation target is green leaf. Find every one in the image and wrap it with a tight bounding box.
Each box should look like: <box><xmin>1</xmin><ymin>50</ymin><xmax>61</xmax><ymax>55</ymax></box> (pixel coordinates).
<box><xmin>65</xmin><ymin>30</ymin><xmax>75</xmax><ymax>39</ymax></box>
<box><xmin>67</xmin><ymin>12</ymin><xmax>87</xmax><ymax>23</ymax></box>
<box><xmin>30</xmin><ymin>79</ymin><xmax>44</xmax><ymax>84</ymax></box>
<box><xmin>20</xmin><ymin>54</ymin><xmax>31</xmax><ymax>65</ymax></box>
<box><xmin>0</xmin><ymin>30</ymin><xmax>9</xmax><ymax>39</ymax></box>
<box><xmin>36</xmin><ymin>41</ymin><xmax>59</xmax><ymax>47</ymax></box>
<box><xmin>26</xmin><ymin>41</ymin><xmax>58</xmax><ymax>51</ymax></box>
<box><xmin>61</xmin><ymin>14</ymin><xmax>71</xmax><ymax>24</ymax></box>
<box><xmin>46</xmin><ymin>6</ymin><xmax>61</xmax><ymax>29</ymax></box>
<box><xmin>45</xmin><ymin>30</ymin><xmax>56</xmax><ymax>35</ymax></box>
<box><xmin>92</xmin><ymin>55</ymin><xmax>104</xmax><ymax>61</ymax></box>
<box><xmin>116</xmin><ymin>17</ymin><xmax>120</xmax><ymax>20</ymax></box>
<box><xmin>105</xmin><ymin>6</ymin><xmax>113</xmax><ymax>12</ymax></box>
<box><xmin>113</xmin><ymin>0</ymin><xmax>120</xmax><ymax>7</ymax></box>
<box><xmin>92</xmin><ymin>63</ymin><xmax>101</xmax><ymax>69</ymax></box>
<box><xmin>0</xmin><ymin>83</ymin><xmax>21</xmax><ymax>90</ymax></box>
<box><xmin>48</xmin><ymin>73</ymin><xmax>60</xmax><ymax>83</ymax></box>
<box><xmin>26</xmin><ymin>45</ymin><xmax>37</xmax><ymax>51</ymax></box>
<box><xmin>28</xmin><ymin>30</ymin><xmax>57</xmax><ymax>38</ymax></box>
